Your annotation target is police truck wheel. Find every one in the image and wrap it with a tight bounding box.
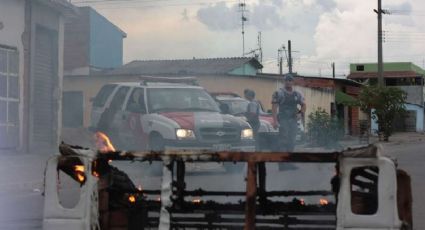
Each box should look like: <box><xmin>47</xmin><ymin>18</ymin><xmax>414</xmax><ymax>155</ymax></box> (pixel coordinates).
<box><xmin>149</xmin><ymin>133</ymin><xmax>165</xmax><ymax>152</ymax></box>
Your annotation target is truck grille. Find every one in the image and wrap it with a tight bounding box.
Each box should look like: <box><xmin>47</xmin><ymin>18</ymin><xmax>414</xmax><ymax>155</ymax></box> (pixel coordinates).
<box><xmin>199</xmin><ymin>127</ymin><xmax>240</xmax><ymax>143</ymax></box>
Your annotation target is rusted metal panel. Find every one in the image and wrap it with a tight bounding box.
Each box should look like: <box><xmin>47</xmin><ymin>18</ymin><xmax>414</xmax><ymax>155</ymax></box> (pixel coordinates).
<box><xmin>244</xmin><ymin>161</ymin><xmax>257</xmax><ymax>230</ymax></box>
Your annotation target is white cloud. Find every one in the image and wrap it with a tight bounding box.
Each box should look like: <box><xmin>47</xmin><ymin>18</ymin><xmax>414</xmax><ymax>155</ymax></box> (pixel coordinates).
<box><xmin>87</xmin><ymin>0</ymin><xmax>425</xmax><ymax>75</ymax></box>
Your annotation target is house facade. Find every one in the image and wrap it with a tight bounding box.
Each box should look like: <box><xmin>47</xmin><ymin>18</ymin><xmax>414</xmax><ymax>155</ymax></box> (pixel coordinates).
<box><xmin>62</xmin><ymin>6</ymin><xmax>126</xmax><ymax>128</ymax></box>
<box><xmin>348</xmin><ymin>62</ymin><xmax>425</xmax><ymax>132</ymax></box>
<box><xmin>0</xmin><ymin>0</ymin><xmax>76</xmax><ymax>153</ymax></box>
<box><xmin>64</xmin><ymin>6</ymin><xmax>127</xmax><ymax>76</ymax></box>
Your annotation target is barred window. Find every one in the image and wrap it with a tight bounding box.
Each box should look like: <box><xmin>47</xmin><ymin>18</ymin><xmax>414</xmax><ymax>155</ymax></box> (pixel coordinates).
<box><xmin>0</xmin><ymin>46</ymin><xmax>19</xmax><ymax>149</ymax></box>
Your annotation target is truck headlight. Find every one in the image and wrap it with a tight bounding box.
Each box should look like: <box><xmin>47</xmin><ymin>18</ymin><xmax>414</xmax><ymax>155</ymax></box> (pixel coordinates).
<box><xmin>176</xmin><ymin>129</ymin><xmax>196</xmax><ymax>140</ymax></box>
<box><xmin>241</xmin><ymin>128</ymin><xmax>253</xmax><ymax>139</ymax></box>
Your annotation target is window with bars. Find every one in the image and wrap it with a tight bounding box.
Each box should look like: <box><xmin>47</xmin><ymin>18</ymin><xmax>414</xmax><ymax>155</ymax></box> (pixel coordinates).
<box><xmin>0</xmin><ymin>46</ymin><xmax>20</xmax><ymax>149</ymax></box>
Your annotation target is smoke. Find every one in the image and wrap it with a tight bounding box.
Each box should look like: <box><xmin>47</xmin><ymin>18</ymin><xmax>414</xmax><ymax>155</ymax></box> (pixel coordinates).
<box><xmin>196</xmin><ymin>1</ymin><xmax>286</xmax><ymax>31</ymax></box>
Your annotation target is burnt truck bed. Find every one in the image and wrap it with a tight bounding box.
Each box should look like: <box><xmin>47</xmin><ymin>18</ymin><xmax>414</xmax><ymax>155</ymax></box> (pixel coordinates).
<box><xmin>47</xmin><ymin>145</ymin><xmax>411</xmax><ymax>230</ymax></box>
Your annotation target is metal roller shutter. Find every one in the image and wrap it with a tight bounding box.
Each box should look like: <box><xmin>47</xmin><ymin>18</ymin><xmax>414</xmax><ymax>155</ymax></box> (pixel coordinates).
<box><xmin>30</xmin><ymin>26</ymin><xmax>58</xmax><ymax>151</ymax></box>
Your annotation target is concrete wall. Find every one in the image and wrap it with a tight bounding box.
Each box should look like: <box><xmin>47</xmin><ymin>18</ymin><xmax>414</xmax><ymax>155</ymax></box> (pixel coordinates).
<box><xmin>64</xmin><ymin>7</ymin><xmax>90</xmax><ymax>75</ymax></box>
<box><xmin>0</xmin><ymin>0</ymin><xmax>26</xmax><ymax>151</ymax></box>
<box><xmin>89</xmin><ymin>8</ymin><xmax>124</xmax><ymax>69</ymax></box>
<box><xmin>397</xmin><ymin>85</ymin><xmax>424</xmax><ymax>106</ymax></box>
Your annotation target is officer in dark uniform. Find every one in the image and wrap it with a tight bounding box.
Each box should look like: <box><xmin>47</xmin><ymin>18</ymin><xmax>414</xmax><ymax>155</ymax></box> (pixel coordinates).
<box><xmin>271</xmin><ymin>74</ymin><xmax>306</xmax><ymax>152</ymax></box>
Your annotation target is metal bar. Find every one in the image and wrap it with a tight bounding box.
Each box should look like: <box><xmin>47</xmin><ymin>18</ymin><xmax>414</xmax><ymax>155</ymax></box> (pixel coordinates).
<box><xmin>245</xmin><ymin>161</ymin><xmax>257</xmax><ymax>230</ymax></box>
<box><xmin>171</xmin><ymin>223</ymin><xmax>334</xmax><ymax>230</ymax></box>
<box><xmin>182</xmin><ymin>190</ymin><xmax>334</xmax><ymax>197</ymax></box>
<box><xmin>175</xmin><ymin>161</ymin><xmax>185</xmax><ymax>207</ymax></box>
<box><xmin>258</xmin><ymin>162</ymin><xmax>267</xmax><ymax>205</ymax></box>
<box><xmin>101</xmin><ymin>151</ymin><xmax>339</xmax><ymax>163</ymax></box>
<box><xmin>171</xmin><ymin>217</ymin><xmax>335</xmax><ymax>225</ymax></box>
<box><xmin>265</xmin><ymin>190</ymin><xmax>334</xmax><ymax>197</ymax></box>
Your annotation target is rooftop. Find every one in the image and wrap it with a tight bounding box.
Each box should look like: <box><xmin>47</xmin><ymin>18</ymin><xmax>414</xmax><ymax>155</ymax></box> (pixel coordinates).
<box><xmin>105</xmin><ymin>57</ymin><xmax>263</xmax><ymax>76</ymax></box>
<box><xmin>349</xmin><ymin>62</ymin><xmax>425</xmax><ymax>79</ymax></box>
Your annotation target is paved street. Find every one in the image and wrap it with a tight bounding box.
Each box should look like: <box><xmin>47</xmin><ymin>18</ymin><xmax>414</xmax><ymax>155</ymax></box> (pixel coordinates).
<box><xmin>0</xmin><ymin>132</ymin><xmax>423</xmax><ymax>229</ymax></box>
<box><xmin>380</xmin><ymin>133</ymin><xmax>425</xmax><ymax>230</ymax></box>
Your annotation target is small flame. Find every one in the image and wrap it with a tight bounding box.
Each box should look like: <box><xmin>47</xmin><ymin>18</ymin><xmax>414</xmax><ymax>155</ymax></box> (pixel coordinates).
<box><xmin>300</xmin><ymin>198</ymin><xmax>305</xmax><ymax>206</ymax></box>
<box><xmin>156</xmin><ymin>196</ymin><xmax>161</xmax><ymax>202</ymax></box>
<box><xmin>128</xmin><ymin>195</ymin><xmax>136</xmax><ymax>203</ymax></box>
<box><xmin>74</xmin><ymin>165</ymin><xmax>86</xmax><ymax>182</ymax></box>
<box><xmin>319</xmin><ymin>198</ymin><xmax>329</xmax><ymax>206</ymax></box>
<box><xmin>192</xmin><ymin>198</ymin><xmax>201</xmax><ymax>204</ymax></box>
<box><xmin>77</xmin><ymin>173</ymin><xmax>86</xmax><ymax>183</ymax></box>
<box><xmin>92</xmin><ymin>171</ymin><xmax>100</xmax><ymax>178</ymax></box>
<box><xmin>74</xmin><ymin>165</ymin><xmax>85</xmax><ymax>172</ymax></box>
<box><xmin>95</xmin><ymin>132</ymin><xmax>116</xmax><ymax>153</ymax></box>
<box><xmin>137</xmin><ymin>185</ymin><xmax>143</xmax><ymax>191</ymax></box>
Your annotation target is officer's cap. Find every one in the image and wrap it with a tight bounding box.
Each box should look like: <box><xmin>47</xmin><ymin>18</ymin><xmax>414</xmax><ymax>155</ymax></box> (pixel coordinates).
<box><xmin>284</xmin><ymin>74</ymin><xmax>294</xmax><ymax>81</ymax></box>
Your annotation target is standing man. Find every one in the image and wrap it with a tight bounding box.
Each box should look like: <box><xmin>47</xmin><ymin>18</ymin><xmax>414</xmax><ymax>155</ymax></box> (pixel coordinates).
<box><xmin>244</xmin><ymin>89</ymin><xmax>260</xmax><ymax>149</ymax></box>
<box><xmin>272</xmin><ymin>74</ymin><xmax>306</xmax><ymax>152</ymax></box>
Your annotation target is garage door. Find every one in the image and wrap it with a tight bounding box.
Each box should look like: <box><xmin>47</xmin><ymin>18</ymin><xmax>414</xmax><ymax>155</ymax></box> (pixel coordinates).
<box><xmin>30</xmin><ymin>26</ymin><xmax>58</xmax><ymax>151</ymax></box>
<box><xmin>404</xmin><ymin>110</ymin><xmax>417</xmax><ymax>132</ymax></box>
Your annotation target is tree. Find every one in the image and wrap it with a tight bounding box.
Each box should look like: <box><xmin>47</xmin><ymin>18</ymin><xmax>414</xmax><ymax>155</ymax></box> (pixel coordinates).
<box><xmin>357</xmin><ymin>86</ymin><xmax>407</xmax><ymax>141</ymax></box>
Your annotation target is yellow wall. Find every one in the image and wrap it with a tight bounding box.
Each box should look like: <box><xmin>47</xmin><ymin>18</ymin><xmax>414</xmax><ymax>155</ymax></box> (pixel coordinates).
<box><xmin>64</xmin><ymin>75</ymin><xmax>335</xmax><ymax>127</ymax></box>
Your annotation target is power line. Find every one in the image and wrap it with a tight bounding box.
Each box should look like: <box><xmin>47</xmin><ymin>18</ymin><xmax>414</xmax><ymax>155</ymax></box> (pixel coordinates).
<box><xmin>73</xmin><ymin>0</ymin><xmax>239</xmax><ymax>9</ymax></box>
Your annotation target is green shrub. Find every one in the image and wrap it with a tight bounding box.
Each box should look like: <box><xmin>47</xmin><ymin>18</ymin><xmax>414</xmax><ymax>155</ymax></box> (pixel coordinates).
<box><xmin>307</xmin><ymin>108</ymin><xmax>344</xmax><ymax>148</ymax></box>
<box><xmin>357</xmin><ymin>86</ymin><xmax>406</xmax><ymax>141</ymax></box>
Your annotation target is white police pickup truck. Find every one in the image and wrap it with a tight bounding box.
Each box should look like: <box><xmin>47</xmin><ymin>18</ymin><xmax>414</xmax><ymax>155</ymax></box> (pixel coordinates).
<box><xmin>90</xmin><ymin>77</ymin><xmax>255</xmax><ymax>152</ymax></box>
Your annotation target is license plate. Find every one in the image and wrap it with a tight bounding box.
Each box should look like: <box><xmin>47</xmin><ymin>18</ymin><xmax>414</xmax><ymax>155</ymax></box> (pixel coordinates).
<box><xmin>212</xmin><ymin>144</ymin><xmax>231</xmax><ymax>151</ymax></box>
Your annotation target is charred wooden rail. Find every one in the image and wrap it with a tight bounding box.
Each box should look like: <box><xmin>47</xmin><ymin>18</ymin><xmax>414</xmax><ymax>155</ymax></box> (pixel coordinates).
<box><xmin>58</xmin><ymin>144</ymin><xmax>377</xmax><ymax>230</ymax></box>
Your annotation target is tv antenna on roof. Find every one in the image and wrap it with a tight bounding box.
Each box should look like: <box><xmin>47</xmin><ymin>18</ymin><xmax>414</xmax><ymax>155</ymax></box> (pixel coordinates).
<box><xmin>239</xmin><ymin>0</ymin><xmax>248</xmax><ymax>57</ymax></box>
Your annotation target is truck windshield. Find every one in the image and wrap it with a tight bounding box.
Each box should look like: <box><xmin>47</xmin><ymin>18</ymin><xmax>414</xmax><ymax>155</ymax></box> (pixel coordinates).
<box><xmin>147</xmin><ymin>88</ymin><xmax>220</xmax><ymax>113</ymax></box>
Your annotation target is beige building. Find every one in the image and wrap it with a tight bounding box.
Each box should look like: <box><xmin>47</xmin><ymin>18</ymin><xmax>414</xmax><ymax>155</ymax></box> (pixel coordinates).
<box><xmin>64</xmin><ymin>57</ymin><xmax>363</xmax><ymax>135</ymax></box>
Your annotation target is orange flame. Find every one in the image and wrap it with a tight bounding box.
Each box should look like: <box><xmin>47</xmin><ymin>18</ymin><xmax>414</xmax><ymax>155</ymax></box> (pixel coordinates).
<box><xmin>74</xmin><ymin>165</ymin><xmax>85</xmax><ymax>182</ymax></box>
<box><xmin>95</xmin><ymin>132</ymin><xmax>116</xmax><ymax>153</ymax></box>
<box><xmin>76</xmin><ymin>173</ymin><xmax>85</xmax><ymax>183</ymax></box>
<box><xmin>74</xmin><ymin>165</ymin><xmax>85</xmax><ymax>172</ymax></box>
<box><xmin>128</xmin><ymin>195</ymin><xmax>136</xmax><ymax>203</ymax></box>
<box><xmin>319</xmin><ymin>198</ymin><xmax>329</xmax><ymax>206</ymax></box>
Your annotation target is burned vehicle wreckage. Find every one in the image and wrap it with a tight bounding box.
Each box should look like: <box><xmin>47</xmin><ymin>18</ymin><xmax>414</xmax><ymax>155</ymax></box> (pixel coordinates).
<box><xmin>42</xmin><ymin>141</ymin><xmax>412</xmax><ymax>230</ymax></box>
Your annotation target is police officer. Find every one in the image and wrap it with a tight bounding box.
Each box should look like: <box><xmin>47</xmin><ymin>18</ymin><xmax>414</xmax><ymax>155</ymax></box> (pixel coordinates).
<box><xmin>244</xmin><ymin>89</ymin><xmax>260</xmax><ymax>149</ymax></box>
<box><xmin>271</xmin><ymin>74</ymin><xmax>306</xmax><ymax>152</ymax></box>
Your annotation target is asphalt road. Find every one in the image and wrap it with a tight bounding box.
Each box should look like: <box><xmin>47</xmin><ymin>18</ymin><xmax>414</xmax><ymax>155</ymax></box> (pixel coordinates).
<box><xmin>0</xmin><ymin>133</ymin><xmax>423</xmax><ymax>229</ymax></box>
<box><xmin>380</xmin><ymin>133</ymin><xmax>425</xmax><ymax>230</ymax></box>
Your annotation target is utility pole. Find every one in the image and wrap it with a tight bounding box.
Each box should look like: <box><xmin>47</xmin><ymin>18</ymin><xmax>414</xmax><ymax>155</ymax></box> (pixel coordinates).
<box><xmin>375</xmin><ymin>0</ymin><xmax>386</xmax><ymax>86</ymax></box>
<box><xmin>332</xmin><ymin>62</ymin><xmax>336</xmax><ymax>78</ymax></box>
<box><xmin>288</xmin><ymin>40</ymin><xmax>293</xmax><ymax>74</ymax></box>
<box><xmin>239</xmin><ymin>0</ymin><xmax>247</xmax><ymax>57</ymax></box>
<box><xmin>278</xmin><ymin>48</ymin><xmax>283</xmax><ymax>75</ymax></box>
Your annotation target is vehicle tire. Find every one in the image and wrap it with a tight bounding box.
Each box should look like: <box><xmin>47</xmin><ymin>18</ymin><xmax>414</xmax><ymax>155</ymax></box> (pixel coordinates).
<box><xmin>148</xmin><ymin>133</ymin><xmax>165</xmax><ymax>175</ymax></box>
<box><xmin>149</xmin><ymin>133</ymin><xmax>165</xmax><ymax>152</ymax></box>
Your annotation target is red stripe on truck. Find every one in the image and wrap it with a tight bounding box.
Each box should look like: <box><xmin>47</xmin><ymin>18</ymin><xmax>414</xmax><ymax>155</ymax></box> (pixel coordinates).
<box><xmin>160</xmin><ymin>112</ymin><xmax>195</xmax><ymax>130</ymax></box>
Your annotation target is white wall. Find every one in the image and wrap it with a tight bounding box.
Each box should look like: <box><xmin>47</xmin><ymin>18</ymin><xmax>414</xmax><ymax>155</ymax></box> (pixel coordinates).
<box><xmin>0</xmin><ymin>0</ymin><xmax>26</xmax><ymax>151</ymax></box>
